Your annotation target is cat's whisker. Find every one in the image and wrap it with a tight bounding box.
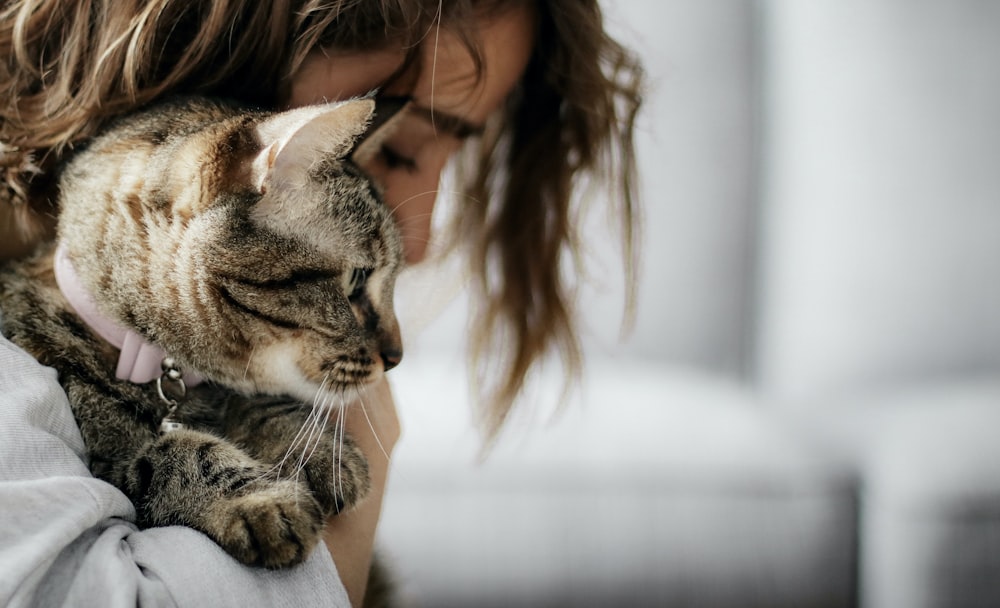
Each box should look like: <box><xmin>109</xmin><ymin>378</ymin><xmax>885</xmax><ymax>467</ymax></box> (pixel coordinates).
<box><xmin>388</xmin><ymin>189</ymin><xmax>441</xmax><ymax>213</ymax></box>
<box><xmin>282</xmin><ymin>388</ymin><xmax>333</xmax><ymax>508</ymax></box>
<box><xmin>295</xmin><ymin>376</ymin><xmax>337</xmax><ymax>469</ymax></box>
<box><xmin>242</xmin><ymin>345</ymin><xmax>256</xmax><ymax>381</ymax></box>
<box><xmin>296</xmin><ymin>393</ymin><xmax>330</xmax><ymax>480</ymax></box>
<box><xmin>391</xmin><ymin>186</ymin><xmax>484</xmax><ymax>211</ymax></box>
<box><xmin>353</xmin><ymin>385</ymin><xmax>391</xmax><ymax>462</ymax></box>
<box><xmin>391</xmin><ymin>212</ymin><xmax>435</xmax><ymax>230</ymax></box>
<box><xmin>271</xmin><ymin>374</ymin><xmax>331</xmax><ymax>483</ymax></box>
<box><xmin>390</xmin><ymin>186</ymin><xmax>482</xmax><ymax>216</ymax></box>
<box><xmin>331</xmin><ymin>393</ymin><xmax>348</xmax><ymax>515</ymax></box>
<box><xmin>245</xmin><ymin>398</ymin><xmax>327</xmax><ymax>487</ymax></box>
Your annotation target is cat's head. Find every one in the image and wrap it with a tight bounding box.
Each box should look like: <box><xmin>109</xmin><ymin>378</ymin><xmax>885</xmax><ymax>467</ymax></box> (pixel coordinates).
<box><xmin>212</xmin><ymin>99</ymin><xmax>406</xmax><ymax>402</ymax></box>
<box><xmin>61</xmin><ymin>98</ymin><xmax>405</xmax><ymax>405</ymax></box>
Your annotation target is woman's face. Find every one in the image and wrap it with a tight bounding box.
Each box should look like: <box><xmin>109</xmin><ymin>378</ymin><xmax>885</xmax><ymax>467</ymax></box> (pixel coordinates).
<box><xmin>286</xmin><ymin>6</ymin><xmax>535</xmax><ymax>264</ymax></box>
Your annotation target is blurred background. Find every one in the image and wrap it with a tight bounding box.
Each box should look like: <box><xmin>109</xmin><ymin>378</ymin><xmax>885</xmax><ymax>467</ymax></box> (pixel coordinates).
<box><xmin>378</xmin><ymin>1</ymin><xmax>1000</xmax><ymax>607</ymax></box>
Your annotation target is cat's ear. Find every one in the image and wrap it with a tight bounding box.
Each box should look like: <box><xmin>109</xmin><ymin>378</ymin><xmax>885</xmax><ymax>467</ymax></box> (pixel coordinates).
<box><xmin>252</xmin><ymin>99</ymin><xmax>375</xmax><ymax>191</ymax></box>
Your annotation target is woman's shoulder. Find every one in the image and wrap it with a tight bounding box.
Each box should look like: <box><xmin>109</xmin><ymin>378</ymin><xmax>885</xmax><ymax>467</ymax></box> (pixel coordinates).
<box><xmin>0</xmin><ymin>330</ymin><xmax>90</xmax><ymax>477</ymax></box>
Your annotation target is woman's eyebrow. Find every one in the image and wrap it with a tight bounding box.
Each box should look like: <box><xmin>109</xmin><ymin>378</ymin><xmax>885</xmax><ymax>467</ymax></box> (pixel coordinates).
<box><xmin>410</xmin><ymin>104</ymin><xmax>485</xmax><ymax>139</ymax></box>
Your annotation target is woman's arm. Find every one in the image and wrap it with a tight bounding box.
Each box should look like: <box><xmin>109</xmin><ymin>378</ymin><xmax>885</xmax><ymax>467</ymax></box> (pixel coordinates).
<box><xmin>324</xmin><ymin>378</ymin><xmax>400</xmax><ymax>607</ymax></box>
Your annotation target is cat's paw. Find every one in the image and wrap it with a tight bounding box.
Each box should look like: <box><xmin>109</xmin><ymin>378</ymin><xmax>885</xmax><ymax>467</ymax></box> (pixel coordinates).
<box><xmin>301</xmin><ymin>435</ymin><xmax>371</xmax><ymax>515</ymax></box>
<box><xmin>127</xmin><ymin>431</ymin><xmax>328</xmax><ymax>569</ymax></box>
<box><xmin>211</xmin><ymin>478</ymin><xmax>325</xmax><ymax>569</ymax></box>
<box><xmin>219</xmin><ymin>396</ymin><xmax>372</xmax><ymax>516</ymax></box>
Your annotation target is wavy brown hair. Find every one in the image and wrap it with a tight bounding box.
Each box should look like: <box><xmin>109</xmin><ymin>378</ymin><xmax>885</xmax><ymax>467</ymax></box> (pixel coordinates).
<box><xmin>0</xmin><ymin>0</ymin><xmax>643</xmax><ymax>441</ymax></box>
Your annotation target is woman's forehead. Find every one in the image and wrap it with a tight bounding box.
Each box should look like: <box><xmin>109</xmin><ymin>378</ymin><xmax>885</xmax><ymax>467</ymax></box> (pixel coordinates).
<box><xmin>286</xmin><ymin>4</ymin><xmax>535</xmax><ymax>128</ymax></box>
<box><xmin>285</xmin><ymin>48</ymin><xmax>405</xmax><ymax>108</ymax></box>
<box><xmin>402</xmin><ymin>4</ymin><xmax>535</xmax><ymax>126</ymax></box>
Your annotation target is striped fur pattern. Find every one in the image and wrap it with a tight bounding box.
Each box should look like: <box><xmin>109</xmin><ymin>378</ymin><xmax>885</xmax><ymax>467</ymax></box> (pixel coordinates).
<box><xmin>0</xmin><ymin>97</ymin><xmax>403</xmax><ymax>569</ymax></box>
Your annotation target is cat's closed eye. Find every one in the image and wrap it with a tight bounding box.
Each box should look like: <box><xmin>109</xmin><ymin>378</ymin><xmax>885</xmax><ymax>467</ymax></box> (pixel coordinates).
<box><xmin>345</xmin><ymin>268</ymin><xmax>370</xmax><ymax>301</ymax></box>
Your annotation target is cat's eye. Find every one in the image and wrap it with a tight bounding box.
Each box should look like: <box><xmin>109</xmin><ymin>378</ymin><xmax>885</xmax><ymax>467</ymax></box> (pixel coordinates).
<box><xmin>346</xmin><ymin>268</ymin><xmax>369</xmax><ymax>300</ymax></box>
<box><xmin>379</xmin><ymin>145</ymin><xmax>418</xmax><ymax>173</ymax></box>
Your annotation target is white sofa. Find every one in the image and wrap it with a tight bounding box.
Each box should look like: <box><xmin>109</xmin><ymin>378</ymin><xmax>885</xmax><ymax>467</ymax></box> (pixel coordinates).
<box><xmin>377</xmin><ymin>2</ymin><xmax>1000</xmax><ymax>606</ymax></box>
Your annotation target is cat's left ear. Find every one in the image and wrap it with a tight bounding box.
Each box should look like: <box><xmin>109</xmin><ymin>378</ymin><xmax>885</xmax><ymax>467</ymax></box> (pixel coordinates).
<box><xmin>252</xmin><ymin>99</ymin><xmax>375</xmax><ymax>191</ymax></box>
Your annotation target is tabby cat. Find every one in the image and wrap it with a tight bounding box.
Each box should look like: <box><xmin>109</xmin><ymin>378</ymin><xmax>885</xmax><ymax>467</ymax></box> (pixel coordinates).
<box><xmin>0</xmin><ymin>96</ymin><xmax>404</xmax><ymax>569</ymax></box>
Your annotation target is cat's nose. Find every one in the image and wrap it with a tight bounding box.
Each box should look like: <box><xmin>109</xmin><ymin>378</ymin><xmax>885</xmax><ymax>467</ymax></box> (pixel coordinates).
<box><xmin>378</xmin><ymin>323</ymin><xmax>403</xmax><ymax>372</ymax></box>
<box><xmin>380</xmin><ymin>348</ymin><xmax>402</xmax><ymax>372</ymax></box>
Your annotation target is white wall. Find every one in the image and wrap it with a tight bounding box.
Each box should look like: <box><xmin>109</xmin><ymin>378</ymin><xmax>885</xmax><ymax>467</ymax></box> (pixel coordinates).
<box><xmin>756</xmin><ymin>0</ymin><xmax>1000</xmax><ymax>400</ymax></box>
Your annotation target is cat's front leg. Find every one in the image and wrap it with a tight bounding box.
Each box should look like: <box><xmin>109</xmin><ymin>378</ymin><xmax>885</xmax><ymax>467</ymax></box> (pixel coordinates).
<box><xmin>218</xmin><ymin>395</ymin><xmax>371</xmax><ymax>516</ymax></box>
<box><xmin>67</xmin><ymin>379</ymin><xmax>328</xmax><ymax>569</ymax></box>
<box><xmin>127</xmin><ymin>429</ymin><xmax>326</xmax><ymax>569</ymax></box>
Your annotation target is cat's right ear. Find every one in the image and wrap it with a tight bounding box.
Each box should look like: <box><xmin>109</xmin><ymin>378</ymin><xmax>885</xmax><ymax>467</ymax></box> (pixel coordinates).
<box><xmin>251</xmin><ymin>100</ymin><xmax>375</xmax><ymax>192</ymax></box>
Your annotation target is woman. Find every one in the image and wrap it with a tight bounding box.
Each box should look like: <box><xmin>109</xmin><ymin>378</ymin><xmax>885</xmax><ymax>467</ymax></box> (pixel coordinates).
<box><xmin>0</xmin><ymin>1</ymin><xmax>642</xmax><ymax>605</ymax></box>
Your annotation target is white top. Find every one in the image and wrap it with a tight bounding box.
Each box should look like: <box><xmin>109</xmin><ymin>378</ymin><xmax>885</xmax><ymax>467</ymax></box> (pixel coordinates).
<box><xmin>0</xmin><ymin>330</ymin><xmax>350</xmax><ymax>607</ymax></box>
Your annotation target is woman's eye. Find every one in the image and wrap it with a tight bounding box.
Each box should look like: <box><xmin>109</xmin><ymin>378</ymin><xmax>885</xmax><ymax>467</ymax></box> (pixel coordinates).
<box><xmin>379</xmin><ymin>145</ymin><xmax>418</xmax><ymax>173</ymax></box>
<box><xmin>346</xmin><ymin>268</ymin><xmax>369</xmax><ymax>300</ymax></box>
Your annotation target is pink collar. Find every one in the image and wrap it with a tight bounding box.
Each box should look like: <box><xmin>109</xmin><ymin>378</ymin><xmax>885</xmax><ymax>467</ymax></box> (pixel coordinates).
<box><xmin>54</xmin><ymin>243</ymin><xmax>203</xmax><ymax>387</ymax></box>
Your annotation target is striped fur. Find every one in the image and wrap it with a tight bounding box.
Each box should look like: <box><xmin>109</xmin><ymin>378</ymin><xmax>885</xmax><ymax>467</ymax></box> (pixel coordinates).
<box><xmin>0</xmin><ymin>97</ymin><xmax>402</xmax><ymax>569</ymax></box>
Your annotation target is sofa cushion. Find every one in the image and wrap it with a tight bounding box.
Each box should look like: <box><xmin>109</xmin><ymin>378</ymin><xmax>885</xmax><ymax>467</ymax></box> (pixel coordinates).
<box><xmin>378</xmin><ymin>356</ymin><xmax>856</xmax><ymax>607</ymax></box>
<box><xmin>780</xmin><ymin>380</ymin><xmax>1000</xmax><ymax>608</ymax></box>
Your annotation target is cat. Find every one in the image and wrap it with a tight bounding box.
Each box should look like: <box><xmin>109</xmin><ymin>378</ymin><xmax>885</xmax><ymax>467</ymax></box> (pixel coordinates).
<box><xmin>0</xmin><ymin>95</ymin><xmax>404</xmax><ymax>570</ymax></box>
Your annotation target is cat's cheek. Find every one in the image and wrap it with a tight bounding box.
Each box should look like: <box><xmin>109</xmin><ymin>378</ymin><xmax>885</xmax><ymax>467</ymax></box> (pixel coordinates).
<box><xmin>247</xmin><ymin>341</ymin><xmax>321</xmax><ymax>402</ymax></box>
